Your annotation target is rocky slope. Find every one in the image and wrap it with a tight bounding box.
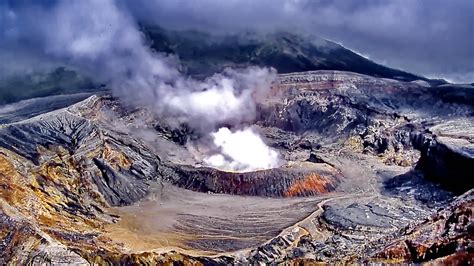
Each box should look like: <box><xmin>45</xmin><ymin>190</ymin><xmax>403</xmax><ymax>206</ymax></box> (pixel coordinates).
<box><xmin>0</xmin><ymin>70</ymin><xmax>472</xmax><ymax>264</ymax></box>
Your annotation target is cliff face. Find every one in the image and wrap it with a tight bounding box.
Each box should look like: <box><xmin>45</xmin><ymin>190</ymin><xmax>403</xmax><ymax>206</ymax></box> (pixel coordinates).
<box><xmin>370</xmin><ymin>190</ymin><xmax>473</xmax><ymax>263</ymax></box>
<box><xmin>0</xmin><ymin>71</ymin><xmax>472</xmax><ymax>264</ymax></box>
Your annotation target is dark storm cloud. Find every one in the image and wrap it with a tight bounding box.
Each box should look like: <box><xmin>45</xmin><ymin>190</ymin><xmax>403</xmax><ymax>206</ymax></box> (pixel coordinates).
<box><xmin>0</xmin><ymin>0</ymin><xmax>473</xmax><ymax>82</ymax></box>
<box><xmin>124</xmin><ymin>0</ymin><xmax>474</xmax><ymax>82</ymax></box>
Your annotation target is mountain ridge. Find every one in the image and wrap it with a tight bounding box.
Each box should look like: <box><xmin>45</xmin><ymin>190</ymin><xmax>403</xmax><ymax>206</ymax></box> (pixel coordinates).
<box><xmin>0</xmin><ymin>70</ymin><xmax>472</xmax><ymax>264</ymax></box>
<box><xmin>143</xmin><ymin>26</ymin><xmax>430</xmax><ymax>82</ymax></box>
<box><xmin>0</xmin><ymin>27</ymin><xmax>452</xmax><ymax>105</ymax></box>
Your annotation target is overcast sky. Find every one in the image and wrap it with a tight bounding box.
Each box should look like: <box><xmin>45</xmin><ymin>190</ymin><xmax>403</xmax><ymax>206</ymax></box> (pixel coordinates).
<box><xmin>1</xmin><ymin>0</ymin><xmax>473</xmax><ymax>82</ymax></box>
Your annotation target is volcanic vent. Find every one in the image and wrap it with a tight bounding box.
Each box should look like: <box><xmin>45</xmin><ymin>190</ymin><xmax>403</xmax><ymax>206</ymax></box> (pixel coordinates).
<box><xmin>1</xmin><ymin>0</ymin><xmax>473</xmax><ymax>263</ymax></box>
<box><xmin>203</xmin><ymin>127</ymin><xmax>281</xmax><ymax>172</ymax></box>
<box><xmin>0</xmin><ymin>69</ymin><xmax>472</xmax><ymax>264</ymax></box>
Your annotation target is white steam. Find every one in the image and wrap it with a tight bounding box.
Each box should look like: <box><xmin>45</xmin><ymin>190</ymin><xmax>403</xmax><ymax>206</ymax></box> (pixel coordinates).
<box><xmin>160</xmin><ymin>67</ymin><xmax>275</xmax><ymax>129</ymax></box>
<box><xmin>204</xmin><ymin>127</ymin><xmax>280</xmax><ymax>172</ymax></box>
<box><xmin>1</xmin><ymin>0</ymin><xmax>280</xmax><ymax>171</ymax></box>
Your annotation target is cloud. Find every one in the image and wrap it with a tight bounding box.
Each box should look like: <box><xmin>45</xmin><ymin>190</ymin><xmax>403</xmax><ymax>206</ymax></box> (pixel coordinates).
<box><xmin>0</xmin><ymin>0</ymin><xmax>280</xmax><ymax>171</ymax></box>
<box><xmin>0</xmin><ymin>0</ymin><xmax>471</xmax><ymax>170</ymax></box>
<box><xmin>124</xmin><ymin>0</ymin><xmax>474</xmax><ymax>82</ymax></box>
<box><xmin>2</xmin><ymin>0</ymin><xmax>473</xmax><ymax>82</ymax></box>
<box><xmin>1</xmin><ymin>0</ymin><xmax>278</xmax><ymax>126</ymax></box>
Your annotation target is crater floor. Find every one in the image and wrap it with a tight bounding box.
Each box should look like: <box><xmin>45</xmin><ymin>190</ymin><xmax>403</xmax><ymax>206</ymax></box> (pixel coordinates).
<box><xmin>0</xmin><ymin>71</ymin><xmax>472</xmax><ymax>264</ymax></box>
<box><xmin>105</xmin><ymin>183</ymin><xmax>325</xmax><ymax>255</ymax></box>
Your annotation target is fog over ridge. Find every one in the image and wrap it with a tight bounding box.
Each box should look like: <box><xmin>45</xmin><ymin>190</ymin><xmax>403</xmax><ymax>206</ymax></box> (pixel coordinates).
<box><xmin>1</xmin><ymin>0</ymin><xmax>280</xmax><ymax>171</ymax></box>
<box><xmin>1</xmin><ymin>0</ymin><xmax>473</xmax><ymax>82</ymax></box>
<box><xmin>124</xmin><ymin>0</ymin><xmax>474</xmax><ymax>83</ymax></box>
<box><xmin>0</xmin><ymin>0</ymin><xmax>472</xmax><ymax>171</ymax></box>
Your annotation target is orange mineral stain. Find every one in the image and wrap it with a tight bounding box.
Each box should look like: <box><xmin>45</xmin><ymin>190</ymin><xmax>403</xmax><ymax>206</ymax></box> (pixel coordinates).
<box><xmin>285</xmin><ymin>173</ymin><xmax>333</xmax><ymax>197</ymax></box>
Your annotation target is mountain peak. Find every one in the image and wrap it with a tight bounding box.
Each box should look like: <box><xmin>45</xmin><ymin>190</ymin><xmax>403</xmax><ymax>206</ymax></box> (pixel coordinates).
<box><xmin>143</xmin><ymin>26</ymin><xmax>424</xmax><ymax>82</ymax></box>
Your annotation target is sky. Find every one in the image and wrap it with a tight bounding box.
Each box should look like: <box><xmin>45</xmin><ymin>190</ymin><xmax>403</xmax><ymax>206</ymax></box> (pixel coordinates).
<box><xmin>0</xmin><ymin>0</ymin><xmax>281</xmax><ymax>171</ymax></box>
<box><xmin>1</xmin><ymin>0</ymin><xmax>473</xmax><ymax>82</ymax></box>
<box><xmin>0</xmin><ymin>0</ymin><xmax>471</xmax><ymax>171</ymax></box>
<box><xmin>126</xmin><ymin>0</ymin><xmax>474</xmax><ymax>83</ymax></box>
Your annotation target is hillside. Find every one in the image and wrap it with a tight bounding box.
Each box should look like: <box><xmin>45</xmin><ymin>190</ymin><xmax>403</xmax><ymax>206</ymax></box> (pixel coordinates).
<box><xmin>144</xmin><ymin>26</ymin><xmax>427</xmax><ymax>82</ymax></box>
<box><xmin>1</xmin><ymin>70</ymin><xmax>472</xmax><ymax>264</ymax></box>
<box><xmin>0</xmin><ymin>27</ymin><xmax>443</xmax><ymax>105</ymax></box>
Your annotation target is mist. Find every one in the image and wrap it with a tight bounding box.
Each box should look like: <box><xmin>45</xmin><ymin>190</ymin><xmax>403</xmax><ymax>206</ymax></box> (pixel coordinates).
<box><xmin>123</xmin><ymin>0</ymin><xmax>474</xmax><ymax>83</ymax></box>
<box><xmin>1</xmin><ymin>0</ymin><xmax>281</xmax><ymax>171</ymax></box>
<box><xmin>2</xmin><ymin>1</ymin><xmax>272</xmax><ymax>124</ymax></box>
<box><xmin>1</xmin><ymin>0</ymin><xmax>471</xmax><ymax>171</ymax></box>
<box><xmin>2</xmin><ymin>1</ymin><xmax>473</xmax><ymax>83</ymax></box>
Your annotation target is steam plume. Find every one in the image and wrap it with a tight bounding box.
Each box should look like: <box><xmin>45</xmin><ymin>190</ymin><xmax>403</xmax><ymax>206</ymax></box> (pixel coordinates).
<box><xmin>1</xmin><ymin>0</ymin><xmax>279</xmax><ymax>171</ymax></box>
<box><xmin>204</xmin><ymin>127</ymin><xmax>280</xmax><ymax>172</ymax></box>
